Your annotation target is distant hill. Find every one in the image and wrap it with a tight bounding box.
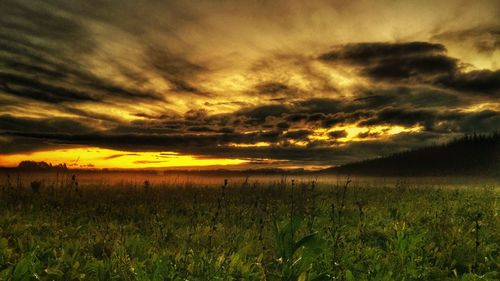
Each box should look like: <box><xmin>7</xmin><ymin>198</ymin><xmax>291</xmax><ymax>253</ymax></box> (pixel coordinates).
<box><xmin>322</xmin><ymin>133</ymin><xmax>500</xmax><ymax>177</ymax></box>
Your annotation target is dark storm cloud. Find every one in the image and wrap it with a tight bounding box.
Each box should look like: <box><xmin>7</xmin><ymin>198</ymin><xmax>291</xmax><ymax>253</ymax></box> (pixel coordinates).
<box><xmin>319</xmin><ymin>42</ymin><xmax>447</xmax><ymax>63</ymax></box>
<box><xmin>2</xmin><ymin>105</ymin><xmax>499</xmax><ymax>164</ymax></box>
<box><xmin>2</xmin><ymin>79</ymin><xmax>496</xmax><ymax>163</ymax></box>
<box><xmin>357</xmin><ymin>131</ymin><xmax>381</xmax><ymax>139</ymax></box>
<box><xmin>282</xmin><ymin>130</ymin><xmax>312</xmax><ymax>140</ymax></box>
<box><xmin>1</xmin><ymin>0</ymin><xmax>498</xmax><ymax>167</ymax></box>
<box><xmin>433</xmin><ymin>25</ymin><xmax>500</xmax><ymax>54</ymax></box>
<box><xmin>276</xmin><ymin>121</ymin><xmax>291</xmax><ymax>130</ymax></box>
<box><xmin>184</xmin><ymin>109</ymin><xmax>208</xmax><ymax>121</ymax></box>
<box><xmin>0</xmin><ymin>0</ymin><xmax>202</xmax><ymax>107</ymax></box>
<box><xmin>328</xmin><ymin>130</ymin><xmax>347</xmax><ymax>139</ymax></box>
<box><xmin>307</xmin><ymin>113</ymin><xmax>326</xmax><ymax>122</ymax></box>
<box><xmin>457</xmin><ymin>110</ymin><xmax>500</xmax><ymax>132</ymax></box>
<box><xmin>237</xmin><ymin>104</ymin><xmax>290</xmax><ymax>121</ymax></box>
<box><xmin>230</xmin><ymin>88</ymin><xmax>469</xmax><ymax>132</ymax></box>
<box><xmin>319</xmin><ymin>113</ymin><xmax>351</xmax><ymax>128</ymax></box>
<box><xmin>295</xmin><ymin>98</ymin><xmax>343</xmax><ymax>115</ymax></box>
<box><xmin>364</xmin><ymin>55</ymin><xmax>457</xmax><ymax>81</ymax></box>
<box><xmin>0</xmin><ymin>114</ymin><xmax>98</xmax><ymax>154</ymax></box>
<box><xmin>232</xmin><ymin>99</ymin><xmax>355</xmax><ymax>130</ymax></box>
<box><xmin>0</xmin><ymin>68</ymin><xmax>163</xmax><ymax>104</ymax></box>
<box><xmin>2</xmin><ymin>130</ymin><xmax>285</xmax><ymax>153</ymax></box>
<box><xmin>319</xmin><ymin>42</ymin><xmax>457</xmax><ymax>81</ymax></box>
<box><xmin>285</xmin><ymin>113</ymin><xmax>308</xmax><ymax>123</ymax></box>
<box><xmin>0</xmin><ymin>73</ymin><xmax>99</xmax><ymax>103</ymax></box>
<box><xmin>0</xmin><ymin>31</ymin><xmax>163</xmax><ymax>101</ymax></box>
<box><xmin>0</xmin><ymin>115</ymin><xmax>95</xmax><ymax>134</ymax></box>
<box><xmin>253</xmin><ymin>81</ymin><xmax>300</xmax><ymax>98</ymax></box>
<box><xmin>256</xmin><ymin>82</ymin><xmax>290</xmax><ymax>94</ymax></box>
<box><xmin>0</xmin><ymin>135</ymin><xmax>59</xmax><ymax>154</ymax></box>
<box><xmin>60</xmin><ymin>105</ymin><xmax>125</xmax><ymax>124</ymax></box>
<box><xmin>360</xmin><ymin>108</ymin><xmax>500</xmax><ymax>133</ymax></box>
<box><xmin>10</xmin><ymin>105</ymin><xmax>498</xmax><ymax>141</ymax></box>
<box><xmin>437</xmin><ymin>70</ymin><xmax>500</xmax><ymax>95</ymax></box>
<box><xmin>359</xmin><ymin>108</ymin><xmax>438</xmax><ymax>128</ymax></box>
<box><xmin>235</xmin><ymin>98</ymin><xmax>355</xmax><ymax>125</ymax></box>
<box><xmin>319</xmin><ymin>42</ymin><xmax>500</xmax><ymax>96</ymax></box>
<box><xmin>1</xmin><ymin>130</ymin><xmax>457</xmax><ymax>165</ymax></box>
<box><xmin>103</xmin><ymin>153</ymin><xmax>140</xmax><ymax>160</ymax></box>
<box><xmin>0</xmin><ymin>1</ymin><xmax>94</xmax><ymax>51</ymax></box>
<box><xmin>1</xmin><ymin>132</ymin><xmax>221</xmax><ymax>151</ymax></box>
<box><xmin>0</xmin><ymin>131</ymin><xmax>312</xmax><ymax>162</ymax></box>
<box><xmin>354</xmin><ymin>87</ymin><xmax>462</xmax><ymax>108</ymax></box>
<box><xmin>237</xmin><ymin>91</ymin><xmax>499</xmax><ymax>134</ymax></box>
<box><xmin>187</xmin><ymin>126</ymin><xmax>216</xmax><ymax>132</ymax></box>
<box><xmin>148</xmin><ymin>47</ymin><xmax>208</xmax><ymax>96</ymax></box>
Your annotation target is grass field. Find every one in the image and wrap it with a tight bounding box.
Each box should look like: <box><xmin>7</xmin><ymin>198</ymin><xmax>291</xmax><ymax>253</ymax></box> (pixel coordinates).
<box><xmin>0</xmin><ymin>173</ymin><xmax>499</xmax><ymax>280</ymax></box>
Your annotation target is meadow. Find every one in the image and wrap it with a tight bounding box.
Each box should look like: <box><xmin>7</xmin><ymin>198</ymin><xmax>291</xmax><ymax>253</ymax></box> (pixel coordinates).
<box><xmin>0</xmin><ymin>172</ymin><xmax>498</xmax><ymax>281</ymax></box>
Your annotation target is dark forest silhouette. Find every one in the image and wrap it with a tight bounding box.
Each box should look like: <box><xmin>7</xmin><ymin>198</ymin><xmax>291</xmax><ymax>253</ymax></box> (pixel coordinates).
<box><xmin>326</xmin><ymin>132</ymin><xmax>500</xmax><ymax>176</ymax></box>
<box><xmin>17</xmin><ymin>160</ymin><xmax>68</xmax><ymax>171</ymax></box>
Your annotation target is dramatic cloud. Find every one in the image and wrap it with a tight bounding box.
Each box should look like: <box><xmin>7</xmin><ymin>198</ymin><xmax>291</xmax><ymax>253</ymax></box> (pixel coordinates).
<box><xmin>439</xmin><ymin>25</ymin><xmax>500</xmax><ymax>54</ymax></box>
<box><xmin>320</xmin><ymin>42</ymin><xmax>500</xmax><ymax>96</ymax></box>
<box><xmin>0</xmin><ymin>0</ymin><xmax>499</xmax><ymax>168</ymax></box>
<box><xmin>438</xmin><ymin>70</ymin><xmax>500</xmax><ymax>95</ymax></box>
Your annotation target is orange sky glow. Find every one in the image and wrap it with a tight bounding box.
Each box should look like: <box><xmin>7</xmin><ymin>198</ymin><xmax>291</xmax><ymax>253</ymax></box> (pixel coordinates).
<box><xmin>0</xmin><ymin>147</ymin><xmax>247</xmax><ymax>169</ymax></box>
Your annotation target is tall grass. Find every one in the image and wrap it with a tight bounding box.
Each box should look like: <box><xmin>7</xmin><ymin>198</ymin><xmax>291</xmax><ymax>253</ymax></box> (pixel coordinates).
<box><xmin>0</xmin><ymin>174</ymin><xmax>498</xmax><ymax>280</ymax></box>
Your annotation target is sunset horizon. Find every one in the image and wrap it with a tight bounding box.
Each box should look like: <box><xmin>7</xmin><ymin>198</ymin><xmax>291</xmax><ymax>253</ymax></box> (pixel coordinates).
<box><xmin>1</xmin><ymin>0</ymin><xmax>499</xmax><ymax>169</ymax></box>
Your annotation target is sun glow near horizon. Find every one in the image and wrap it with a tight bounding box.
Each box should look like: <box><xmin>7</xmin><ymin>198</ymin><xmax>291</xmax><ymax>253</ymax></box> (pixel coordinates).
<box><xmin>0</xmin><ymin>147</ymin><xmax>248</xmax><ymax>169</ymax></box>
<box><xmin>0</xmin><ymin>124</ymin><xmax>424</xmax><ymax>169</ymax></box>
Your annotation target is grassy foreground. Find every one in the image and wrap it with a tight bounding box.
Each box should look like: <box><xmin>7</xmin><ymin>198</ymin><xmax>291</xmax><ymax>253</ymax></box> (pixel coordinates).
<box><xmin>0</xmin><ymin>177</ymin><xmax>499</xmax><ymax>281</ymax></box>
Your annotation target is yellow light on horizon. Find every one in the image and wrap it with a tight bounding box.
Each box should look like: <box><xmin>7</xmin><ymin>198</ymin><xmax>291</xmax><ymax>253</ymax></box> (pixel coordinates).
<box><xmin>462</xmin><ymin>102</ymin><xmax>500</xmax><ymax>112</ymax></box>
<box><xmin>0</xmin><ymin>147</ymin><xmax>247</xmax><ymax>169</ymax></box>
<box><xmin>310</xmin><ymin>124</ymin><xmax>422</xmax><ymax>143</ymax></box>
<box><xmin>227</xmin><ymin>142</ymin><xmax>271</xmax><ymax>148</ymax></box>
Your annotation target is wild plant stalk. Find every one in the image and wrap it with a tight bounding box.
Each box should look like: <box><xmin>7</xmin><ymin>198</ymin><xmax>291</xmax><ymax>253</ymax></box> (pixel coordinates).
<box><xmin>473</xmin><ymin>212</ymin><xmax>482</xmax><ymax>273</ymax></box>
<box><xmin>307</xmin><ymin>180</ymin><xmax>317</xmax><ymax>232</ymax></box>
<box><xmin>242</xmin><ymin>176</ymin><xmax>249</xmax><ymax>189</ymax></box>
<box><xmin>15</xmin><ymin>174</ymin><xmax>22</xmax><ymax>203</ymax></box>
<box><xmin>329</xmin><ymin>197</ymin><xmax>338</xmax><ymax>273</ymax></box>
<box><xmin>258</xmin><ymin>196</ymin><xmax>267</xmax><ymax>251</ymax></box>
<box><xmin>280</xmin><ymin>174</ymin><xmax>287</xmax><ymax>193</ymax></box>
<box><xmin>30</xmin><ymin>180</ymin><xmax>42</xmax><ymax>194</ymax></box>
<box><xmin>187</xmin><ymin>192</ymin><xmax>198</xmax><ymax>245</ymax></box>
<box><xmin>256</xmin><ymin>186</ymin><xmax>269</xmax><ymax>279</ymax></box>
<box><xmin>339</xmin><ymin>176</ymin><xmax>351</xmax><ymax>221</ymax></box>
<box><xmin>208</xmin><ymin>179</ymin><xmax>227</xmax><ymax>249</ymax></box>
<box><xmin>290</xmin><ymin>179</ymin><xmax>295</xmax><ymax>244</ymax></box>
<box><xmin>64</xmin><ymin>174</ymin><xmax>79</xmax><ymax>201</ymax></box>
<box><xmin>356</xmin><ymin>199</ymin><xmax>366</xmax><ymax>235</ymax></box>
<box><xmin>154</xmin><ymin>211</ymin><xmax>168</xmax><ymax>247</ymax></box>
<box><xmin>221</xmin><ymin>179</ymin><xmax>230</xmax><ymax>242</ymax></box>
<box><xmin>329</xmin><ymin>176</ymin><xmax>351</xmax><ymax>275</ymax></box>
<box><xmin>1</xmin><ymin>173</ymin><xmax>11</xmax><ymax>202</ymax></box>
<box><xmin>251</xmin><ymin>182</ymin><xmax>261</xmax><ymax>226</ymax></box>
<box><xmin>0</xmin><ymin>173</ymin><xmax>6</xmax><ymax>199</ymax></box>
<box><xmin>300</xmin><ymin>180</ymin><xmax>306</xmax><ymax>215</ymax></box>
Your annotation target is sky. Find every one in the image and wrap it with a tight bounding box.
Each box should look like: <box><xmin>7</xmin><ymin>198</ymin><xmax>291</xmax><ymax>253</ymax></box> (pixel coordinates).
<box><xmin>0</xmin><ymin>0</ymin><xmax>499</xmax><ymax>169</ymax></box>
